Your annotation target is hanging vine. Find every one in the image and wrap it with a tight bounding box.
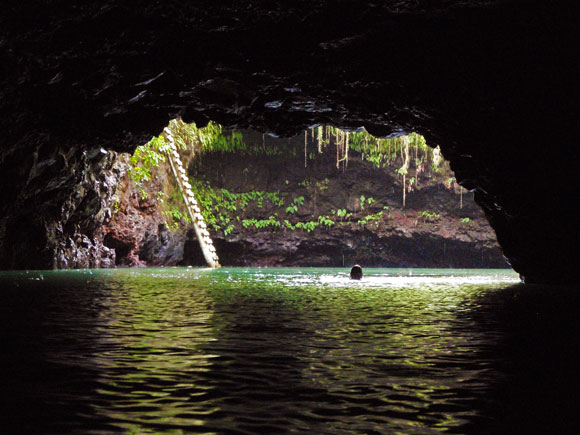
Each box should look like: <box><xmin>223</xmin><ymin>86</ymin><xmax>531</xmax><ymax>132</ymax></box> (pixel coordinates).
<box><xmin>303</xmin><ymin>126</ymin><xmax>457</xmax><ymax>207</ymax></box>
<box><xmin>131</xmin><ymin>119</ymin><xmax>460</xmax><ymax>214</ymax></box>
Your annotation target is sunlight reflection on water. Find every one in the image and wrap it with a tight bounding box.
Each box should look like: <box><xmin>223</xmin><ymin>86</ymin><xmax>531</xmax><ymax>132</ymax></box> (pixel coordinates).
<box><xmin>5</xmin><ymin>267</ymin><xmax>577</xmax><ymax>434</ymax></box>
<box><xmin>212</xmin><ymin>267</ymin><xmax>520</xmax><ymax>289</ymax></box>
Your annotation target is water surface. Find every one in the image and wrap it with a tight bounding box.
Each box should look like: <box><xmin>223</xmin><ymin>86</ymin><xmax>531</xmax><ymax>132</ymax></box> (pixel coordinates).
<box><xmin>2</xmin><ymin>268</ymin><xmax>579</xmax><ymax>433</ymax></box>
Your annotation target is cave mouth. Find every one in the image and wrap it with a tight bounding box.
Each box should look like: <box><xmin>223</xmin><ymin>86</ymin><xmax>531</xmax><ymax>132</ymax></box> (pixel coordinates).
<box><xmin>2</xmin><ymin>0</ymin><xmax>579</xmax><ymax>283</ymax></box>
<box><xmin>105</xmin><ymin>119</ymin><xmax>508</xmax><ymax>270</ymax></box>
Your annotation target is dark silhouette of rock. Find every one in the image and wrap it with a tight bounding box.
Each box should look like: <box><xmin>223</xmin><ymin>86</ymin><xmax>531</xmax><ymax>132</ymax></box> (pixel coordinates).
<box><xmin>1</xmin><ymin>1</ymin><xmax>579</xmax><ymax>283</ymax></box>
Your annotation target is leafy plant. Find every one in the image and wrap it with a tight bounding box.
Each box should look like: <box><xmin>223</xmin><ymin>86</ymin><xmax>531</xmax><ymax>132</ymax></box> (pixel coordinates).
<box><xmin>128</xmin><ymin>135</ymin><xmax>168</xmax><ymax>188</ymax></box>
<box><xmin>318</xmin><ymin>215</ymin><xmax>335</xmax><ymax>227</ymax></box>
<box><xmin>286</xmin><ymin>204</ymin><xmax>298</xmax><ymax>214</ymax></box>
<box><xmin>285</xmin><ymin>196</ymin><xmax>304</xmax><ymax>214</ymax></box>
<box><xmin>111</xmin><ymin>199</ymin><xmax>120</xmax><ymax>214</ymax></box>
<box><xmin>295</xmin><ymin>221</ymin><xmax>318</xmax><ymax>232</ymax></box>
<box><xmin>420</xmin><ymin>211</ymin><xmax>441</xmax><ymax>221</ymax></box>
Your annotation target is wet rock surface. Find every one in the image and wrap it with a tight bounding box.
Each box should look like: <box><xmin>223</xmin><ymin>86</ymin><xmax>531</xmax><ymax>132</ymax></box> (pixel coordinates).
<box><xmin>102</xmin><ymin>156</ymin><xmax>185</xmax><ymax>267</ymax></box>
<box><xmin>105</xmin><ymin>139</ymin><xmax>506</xmax><ymax>269</ymax></box>
<box><xmin>2</xmin><ymin>1</ymin><xmax>580</xmax><ymax>282</ymax></box>
<box><xmin>192</xmin><ymin>146</ymin><xmax>506</xmax><ymax>268</ymax></box>
<box><xmin>0</xmin><ymin>143</ymin><xmax>122</xmax><ymax>269</ymax></box>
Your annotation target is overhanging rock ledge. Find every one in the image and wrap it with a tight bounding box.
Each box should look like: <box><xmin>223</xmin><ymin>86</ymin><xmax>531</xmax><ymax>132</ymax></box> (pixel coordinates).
<box><xmin>1</xmin><ymin>1</ymin><xmax>579</xmax><ymax>284</ymax></box>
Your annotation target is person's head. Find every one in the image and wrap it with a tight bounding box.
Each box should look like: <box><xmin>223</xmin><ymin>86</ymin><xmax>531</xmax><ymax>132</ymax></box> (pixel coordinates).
<box><xmin>350</xmin><ymin>264</ymin><xmax>363</xmax><ymax>280</ymax></box>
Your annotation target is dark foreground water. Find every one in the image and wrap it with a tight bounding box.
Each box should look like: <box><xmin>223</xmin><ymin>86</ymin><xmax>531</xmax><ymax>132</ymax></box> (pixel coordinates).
<box><xmin>2</xmin><ymin>267</ymin><xmax>580</xmax><ymax>434</ymax></box>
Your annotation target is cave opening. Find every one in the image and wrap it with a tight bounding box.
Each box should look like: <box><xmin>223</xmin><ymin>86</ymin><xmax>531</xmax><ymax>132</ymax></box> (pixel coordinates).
<box><xmin>105</xmin><ymin>119</ymin><xmax>508</xmax><ymax>270</ymax></box>
<box><xmin>5</xmin><ymin>2</ymin><xmax>580</xmax><ymax>432</ymax></box>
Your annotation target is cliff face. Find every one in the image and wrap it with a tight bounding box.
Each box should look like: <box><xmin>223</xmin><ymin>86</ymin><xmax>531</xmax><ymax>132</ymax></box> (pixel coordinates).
<box><xmin>2</xmin><ymin>1</ymin><xmax>580</xmax><ymax>282</ymax></box>
<box><xmin>102</xmin><ymin>155</ymin><xmax>187</xmax><ymax>267</ymax></box>
<box><xmin>104</xmin><ymin>133</ymin><xmax>506</xmax><ymax>268</ymax></box>
<box><xmin>0</xmin><ymin>140</ymin><xmax>122</xmax><ymax>269</ymax></box>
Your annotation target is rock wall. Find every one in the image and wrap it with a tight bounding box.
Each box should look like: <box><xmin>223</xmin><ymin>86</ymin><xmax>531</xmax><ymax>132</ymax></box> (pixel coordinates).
<box><xmin>105</xmin><ymin>135</ymin><xmax>506</xmax><ymax>268</ymax></box>
<box><xmin>2</xmin><ymin>1</ymin><xmax>580</xmax><ymax>282</ymax></box>
<box><xmin>102</xmin><ymin>155</ymin><xmax>186</xmax><ymax>267</ymax></box>
<box><xmin>0</xmin><ymin>136</ymin><xmax>123</xmax><ymax>269</ymax></box>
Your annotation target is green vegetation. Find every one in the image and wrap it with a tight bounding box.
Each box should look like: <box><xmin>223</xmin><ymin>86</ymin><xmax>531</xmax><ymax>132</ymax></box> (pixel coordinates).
<box><xmin>285</xmin><ymin>196</ymin><xmax>304</xmax><ymax>215</ymax></box>
<box><xmin>128</xmin><ymin>135</ymin><xmax>169</xmax><ymax>199</ymax></box>
<box><xmin>189</xmin><ymin>181</ymin><xmax>394</xmax><ymax>234</ymax></box>
<box><xmin>158</xmin><ymin>189</ymin><xmax>192</xmax><ymax>231</ymax></box>
<box><xmin>420</xmin><ymin>211</ymin><xmax>440</xmax><ymax>219</ymax></box>
<box><xmin>333</xmin><ymin>208</ymin><xmax>353</xmax><ymax>221</ymax></box>
<box><xmin>242</xmin><ymin>215</ymin><xmax>281</xmax><ymax>230</ymax></box>
<box><xmin>127</xmin><ymin>118</ymin><xmax>467</xmax><ymax>233</ymax></box>
<box><xmin>111</xmin><ymin>199</ymin><xmax>120</xmax><ymax>215</ymax></box>
<box><xmin>306</xmin><ymin>126</ymin><xmax>461</xmax><ymax>207</ymax></box>
<box><xmin>359</xmin><ymin>195</ymin><xmax>375</xmax><ymax>210</ymax></box>
<box><xmin>190</xmin><ymin>179</ymin><xmax>286</xmax><ymax>232</ymax></box>
<box><xmin>357</xmin><ymin>210</ymin><xmax>384</xmax><ymax>226</ymax></box>
<box><xmin>419</xmin><ymin>211</ymin><xmax>441</xmax><ymax>222</ymax></box>
<box><xmin>318</xmin><ymin>215</ymin><xmax>335</xmax><ymax>227</ymax></box>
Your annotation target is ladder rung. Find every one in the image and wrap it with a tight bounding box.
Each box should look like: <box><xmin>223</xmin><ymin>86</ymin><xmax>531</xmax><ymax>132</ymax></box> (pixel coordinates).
<box><xmin>167</xmin><ymin>140</ymin><xmax>220</xmax><ymax>268</ymax></box>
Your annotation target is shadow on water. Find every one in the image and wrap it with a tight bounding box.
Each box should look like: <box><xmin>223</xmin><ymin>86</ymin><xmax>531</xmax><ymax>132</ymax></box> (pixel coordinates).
<box><xmin>458</xmin><ymin>282</ymin><xmax>580</xmax><ymax>434</ymax></box>
<box><xmin>1</xmin><ymin>268</ymin><xmax>579</xmax><ymax>433</ymax></box>
<box><xmin>0</xmin><ymin>271</ymin><xmax>116</xmax><ymax>432</ymax></box>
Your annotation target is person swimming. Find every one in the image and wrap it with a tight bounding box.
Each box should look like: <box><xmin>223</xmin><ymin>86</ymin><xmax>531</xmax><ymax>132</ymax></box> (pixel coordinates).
<box><xmin>350</xmin><ymin>264</ymin><xmax>363</xmax><ymax>280</ymax></box>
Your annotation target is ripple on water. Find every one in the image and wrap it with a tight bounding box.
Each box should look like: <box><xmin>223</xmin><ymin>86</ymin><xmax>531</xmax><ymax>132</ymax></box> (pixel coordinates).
<box><xmin>7</xmin><ymin>267</ymin><xmax>577</xmax><ymax>434</ymax></box>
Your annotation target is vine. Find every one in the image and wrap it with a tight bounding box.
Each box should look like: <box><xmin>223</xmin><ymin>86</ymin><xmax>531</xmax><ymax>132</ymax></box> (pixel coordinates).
<box><xmin>127</xmin><ymin>118</ymin><xmax>467</xmax><ymax>233</ymax></box>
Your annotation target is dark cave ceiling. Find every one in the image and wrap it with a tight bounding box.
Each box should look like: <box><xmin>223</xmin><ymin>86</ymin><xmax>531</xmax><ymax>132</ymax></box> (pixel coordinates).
<box><xmin>1</xmin><ymin>0</ymin><xmax>580</xmax><ymax>283</ymax></box>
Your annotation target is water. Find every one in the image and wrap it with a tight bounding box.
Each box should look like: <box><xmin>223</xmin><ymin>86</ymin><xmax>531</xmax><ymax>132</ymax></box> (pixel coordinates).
<box><xmin>1</xmin><ymin>267</ymin><xmax>580</xmax><ymax>434</ymax></box>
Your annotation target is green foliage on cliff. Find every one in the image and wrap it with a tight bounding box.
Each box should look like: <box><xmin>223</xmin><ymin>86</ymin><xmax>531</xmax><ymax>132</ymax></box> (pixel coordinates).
<box><xmin>129</xmin><ymin>120</ymin><xmax>284</xmax><ymax>197</ymax></box>
<box><xmin>130</xmin><ymin>119</ymin><xmax>454</xmax><ymax>196</ymax></box>
<box><xmin>128</xmin><ymin>118</ymin><xmax>468</xmax><ymax>232</ymax></box>
<box><xmin>304</xmin><ymin>125</ymin><xmax>460</xmax><ymax>207</ymax></box>
<box><xmin>420</xmin><ymin>211</ymin><xmax>441</xmax><ymax>220</ymax></box>
<box><xmin>190</xmin><ymin>179</ymin><xmax>288</xmax><ymax>232</ymax></box>
<box><xmin>128</xmin><ymin>135</ymin><xmax>168</xmax><ymax>198</ymax></box>
<box><xmin>188</xmin><ymin>179</ymin><xmax>399</xmax><ymax>235</ymax></box>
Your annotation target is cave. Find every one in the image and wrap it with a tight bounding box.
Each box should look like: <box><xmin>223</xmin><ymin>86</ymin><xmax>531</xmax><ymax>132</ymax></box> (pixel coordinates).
<box><xmin>2</xmin><ymin>1</ymin><xmax>580</xmax><ymax>284</ymax></box>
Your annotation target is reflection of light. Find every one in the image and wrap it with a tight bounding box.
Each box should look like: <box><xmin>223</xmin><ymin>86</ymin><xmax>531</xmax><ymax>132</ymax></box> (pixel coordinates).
<box><xmin>329</xmin><ymin>274</ymin><xmax>520</xmax><ymax>289</ymax></box>
<box><xmin>89</xmin><ymin>269</ymin><xmax>219</xmax><ymax>431</ymax></box>
<box><xmin>224</xmin><ymin>268</ymin><xmax>520</xmax><ymax>290</ymax></box>
<box><xmin>12</xmin><ymin>267</ymin><xmax>522</xmax><ymax>433</ymax></box>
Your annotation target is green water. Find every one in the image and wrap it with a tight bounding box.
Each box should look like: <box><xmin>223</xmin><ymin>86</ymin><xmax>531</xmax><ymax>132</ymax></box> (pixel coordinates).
<box><xmin>5</xmin><ymin>267</ymin><xmax>580</xmax><ymax>433</ymax></box>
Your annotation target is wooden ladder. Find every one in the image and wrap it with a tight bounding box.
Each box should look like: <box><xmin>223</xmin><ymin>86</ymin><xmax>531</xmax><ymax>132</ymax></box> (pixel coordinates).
<box><xmin>163</xmin><ymin>127</ymin><xmax>221</xmax><ymax>268</ymax></box>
